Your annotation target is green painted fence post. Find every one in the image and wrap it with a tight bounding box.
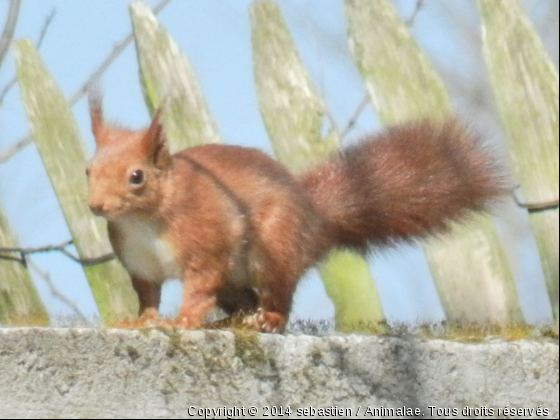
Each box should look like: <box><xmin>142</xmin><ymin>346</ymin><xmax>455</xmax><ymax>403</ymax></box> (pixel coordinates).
<box><xmin>0</xmin><ymin>207</ymin><xmax>48</xmax><ymax>325</ymax></box>
<box><xmin>130</xmin><ymin>1</ymin><xmax>221</xmax><ymax>149</ymax></box>
<box><xmin>250</xmin><ymin>1</ymin><xmax>385</xmax><ymax>332</ymax></box>
<box><xmin>344</xmin><ymin>0</ymin><xmax>521</xmax><ymax>324</ymax></box>
<box><xmin>15</xmin><ymin>40</ymin><xmax>137</xmax><ymax>324</ymax></box>
<box><xmin>479</xmin><ymin>0</ymin><xmax>559</xmax><ymax>326</ymax></box>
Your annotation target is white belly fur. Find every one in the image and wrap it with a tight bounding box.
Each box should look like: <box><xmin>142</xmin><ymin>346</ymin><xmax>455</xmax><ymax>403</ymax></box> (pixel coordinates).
<box><xmin>114</xmin><ymin>217</ymin><xmax>182</xmax><ymax>283</ymax></box>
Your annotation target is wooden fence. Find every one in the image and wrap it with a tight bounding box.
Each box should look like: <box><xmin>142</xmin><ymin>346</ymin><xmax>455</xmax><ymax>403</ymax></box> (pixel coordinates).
<box><xmin>0</xmin><ymin>0</ymin><xmax>557</xmax><ymax>329</ymax></box>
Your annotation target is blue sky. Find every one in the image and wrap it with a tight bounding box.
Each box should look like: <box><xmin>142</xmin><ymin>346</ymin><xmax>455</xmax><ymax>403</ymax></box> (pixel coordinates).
<box><xmin>0</xmin><ymin>0</ymin><xmax>556</xmax><ymax>326</ymax></box>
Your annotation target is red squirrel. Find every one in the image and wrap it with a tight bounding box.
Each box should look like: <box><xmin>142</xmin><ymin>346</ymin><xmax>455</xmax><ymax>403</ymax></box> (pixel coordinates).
<box><xmin>86</xmin><ymin>93</ymin><xmax>507</xmax><ymax>333</ymax></box>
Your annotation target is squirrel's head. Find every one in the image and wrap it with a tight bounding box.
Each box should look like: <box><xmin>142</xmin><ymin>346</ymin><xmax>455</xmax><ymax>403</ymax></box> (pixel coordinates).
<box><xmin>86</xmin><ymin>92</ymin><xmax>171</xmax><ymax>220</ymax></box>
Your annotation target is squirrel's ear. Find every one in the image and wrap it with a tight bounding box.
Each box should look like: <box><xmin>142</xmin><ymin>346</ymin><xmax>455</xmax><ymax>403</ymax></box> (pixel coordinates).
<box><xmin>88</xmin><ymin>90</ymin><xmax>106</xmax><ymax>145</ymax></box>
<box><xmin>142</xmin><ymin>106</ymin><xmax>171</xmax><ymax>168</ymax></box>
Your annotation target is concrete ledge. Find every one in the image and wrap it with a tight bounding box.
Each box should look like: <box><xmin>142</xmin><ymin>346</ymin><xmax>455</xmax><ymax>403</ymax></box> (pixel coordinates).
<box><xmin>0</xmin><ymin>328</ymin><xmax>558</xmax><ymax>419</ymax></box>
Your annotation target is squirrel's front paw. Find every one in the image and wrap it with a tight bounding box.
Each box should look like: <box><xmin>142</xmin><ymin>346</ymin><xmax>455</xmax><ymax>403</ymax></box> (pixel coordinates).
<box><xmin>243</xmin><ymin>309</ymin><xmax>286</xmax><ymax>334</ymax></box>
<box><xmin>138</xmin><ymin>308</ymin><xmax>159</xmax><ymax>325</ymax></box>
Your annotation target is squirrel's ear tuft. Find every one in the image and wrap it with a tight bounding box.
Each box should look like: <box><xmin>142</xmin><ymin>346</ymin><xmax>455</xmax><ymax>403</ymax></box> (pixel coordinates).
<box><xmin>142</xmin><ymin>105</ymin><xmax>171</xmax><ymax>168</ymax></box>
<box><xmin>88</xmin><ymin>88</ymin><xmax>106</xmax><ymax>145</ymax></box>
<box><xmin>146</xmin><ymin>105</ymin><xmax>164</xmax><ymax>144</ymax></box>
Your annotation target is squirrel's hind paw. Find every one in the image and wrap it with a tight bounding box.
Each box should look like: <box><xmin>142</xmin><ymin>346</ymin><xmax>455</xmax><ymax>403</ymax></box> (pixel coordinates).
<box><xmin>243</xmin><ymin>309</ymin><xmax>286</xmax><ymax>334</ymax></box>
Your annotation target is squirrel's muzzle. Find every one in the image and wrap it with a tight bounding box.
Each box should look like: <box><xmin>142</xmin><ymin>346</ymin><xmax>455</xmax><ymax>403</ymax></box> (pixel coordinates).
<box><xmin>88</xmin><ymin>200</ymin><xmax>106</xmax><ymax>217</ymax></box>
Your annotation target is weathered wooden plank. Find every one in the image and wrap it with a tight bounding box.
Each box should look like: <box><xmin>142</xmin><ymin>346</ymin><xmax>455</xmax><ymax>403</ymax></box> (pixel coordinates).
<box><xmin>15</xmin><ymin>39</ymin><xmax>137</xmax><ymax>324</ymax></box>
<box><xmin>130</xmin><ymin>1</ymin><xmax>221</xmax><ymax>150</ymax></box>
<box><xmin>0</xmin><ymin>207</ymin><xmax>48</xmax><ymax>325</ymax></box>
<box><xmin>250</xmin><ymin>1</ymin><xmax>385</xmax><ymax>332</ymax></box>
<box><xmin>344</xmin><ymin>0</ymin><xmax>521</xmax><ymax>323</ymax></box>
<box><xmin>479</xmin><ymin>0</ymin><xmax>559</xmax><ymax>324</ymax></box>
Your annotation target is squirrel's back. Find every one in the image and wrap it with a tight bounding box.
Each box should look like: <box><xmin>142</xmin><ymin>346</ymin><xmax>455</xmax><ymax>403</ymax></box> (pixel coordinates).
<box><xmin>175</xmin><ymin>144</ymin><xmax>305</xmax><ymax>204</ymax></box>
<box><xmin>170</xmin><ymin>143</ymin><xmax>327</xmax><ymax>266</ymax></box>
<box><xmin>173</xmin><ymin>143</ymin><xmax>321</xmax><ymax>240</ymax></box>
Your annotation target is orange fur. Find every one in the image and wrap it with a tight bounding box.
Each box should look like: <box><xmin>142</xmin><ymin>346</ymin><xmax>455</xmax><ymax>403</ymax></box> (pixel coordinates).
<box><xmin>87</xmin><ymin>93</ymin><xmax>508</xmax><ymax>333</ymax></box>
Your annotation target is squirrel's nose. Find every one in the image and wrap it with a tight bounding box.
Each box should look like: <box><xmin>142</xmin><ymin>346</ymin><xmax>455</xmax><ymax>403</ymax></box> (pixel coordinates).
<box><xmin>88</xmin><ymin>201</ymin><xmax>106</xmax><ymax>216</ymax></box>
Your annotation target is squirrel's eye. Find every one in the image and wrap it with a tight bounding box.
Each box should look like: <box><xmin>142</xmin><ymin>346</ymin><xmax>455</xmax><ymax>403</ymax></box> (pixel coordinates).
<box><xmin>85</xmin><ymin>168</ymin><xmax>90</xmax><ymax>177</ymax></box>
<box><xmin>129</xmin><ymin>170</ymin><xmax>144</xmax><ymax>186</ymax></box>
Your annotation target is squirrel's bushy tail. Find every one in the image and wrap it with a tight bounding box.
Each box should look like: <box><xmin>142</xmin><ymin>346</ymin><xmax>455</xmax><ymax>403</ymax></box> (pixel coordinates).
<box><xmin>300</xmin><ymin>118</ymin><xmax>509</xmax><ymax>252</ymax></box>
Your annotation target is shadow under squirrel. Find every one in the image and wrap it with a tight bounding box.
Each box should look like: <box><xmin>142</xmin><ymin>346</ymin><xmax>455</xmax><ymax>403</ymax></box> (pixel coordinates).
<box><xmin>86</xmin><ymin>93</ymin><xmax>508</xmax><ymax>333</ymax></box>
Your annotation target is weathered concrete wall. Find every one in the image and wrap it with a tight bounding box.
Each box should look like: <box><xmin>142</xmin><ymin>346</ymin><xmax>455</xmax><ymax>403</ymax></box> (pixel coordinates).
<box><xmin>0</xmin><ymin>328</ymin><xmax>558</xmax><ymax>419</ymax></box>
